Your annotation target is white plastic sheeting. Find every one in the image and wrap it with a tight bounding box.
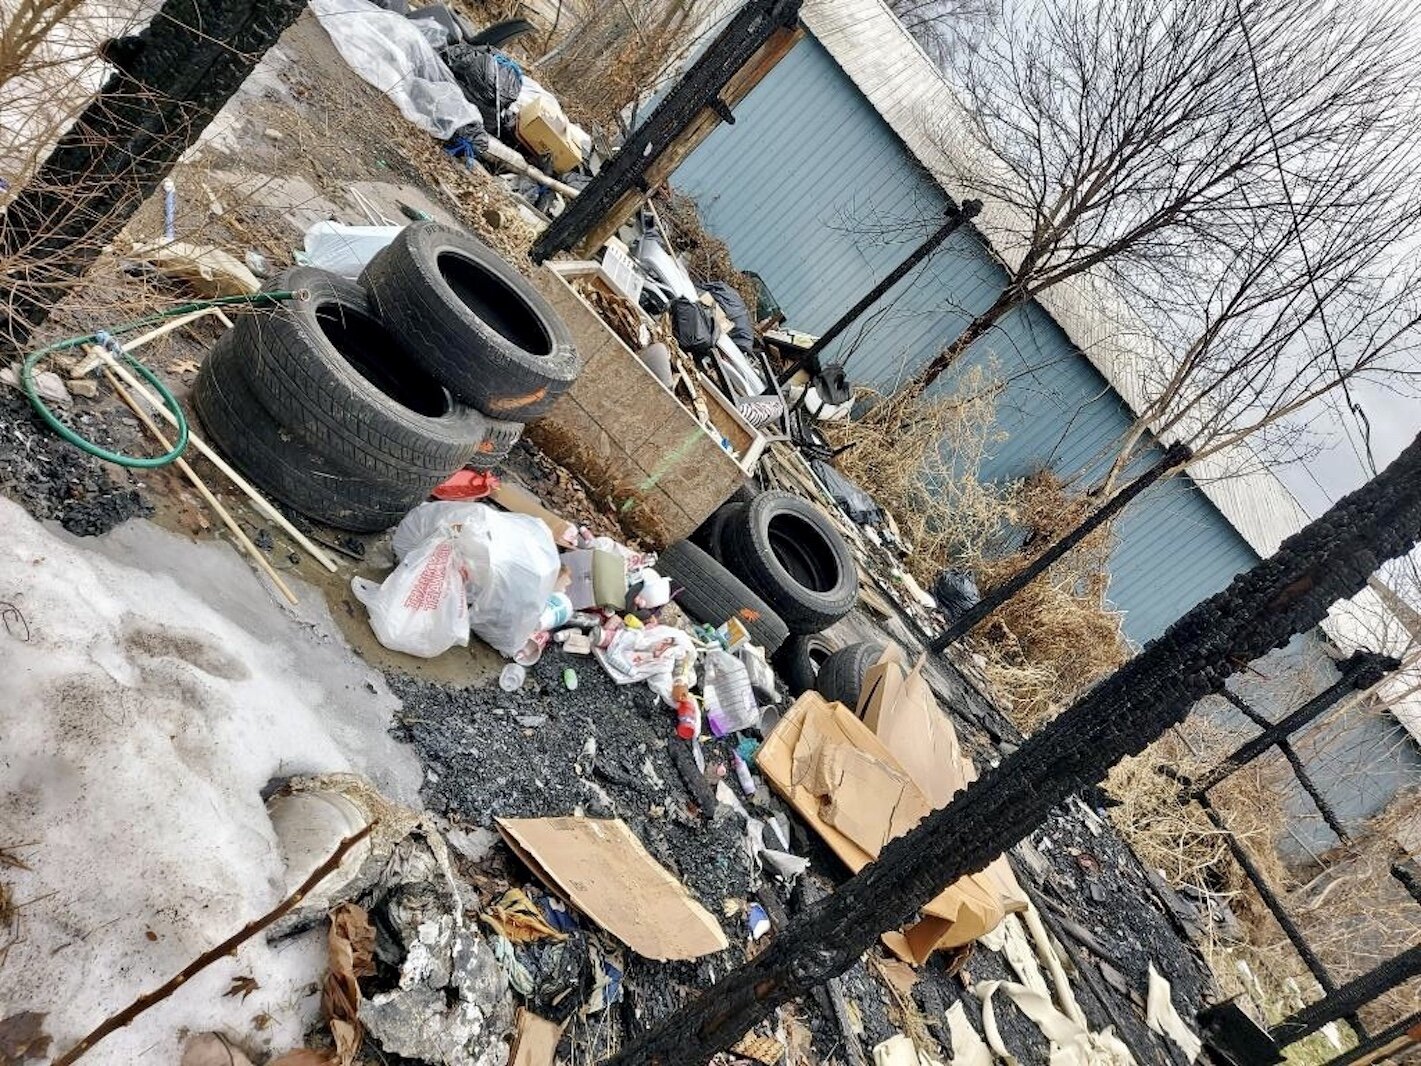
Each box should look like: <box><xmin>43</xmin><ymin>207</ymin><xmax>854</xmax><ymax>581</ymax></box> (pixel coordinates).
<box><xmin>310</xmin><ymin>0</ymin><xmax>480</xmax><ymax>139</ymax></box>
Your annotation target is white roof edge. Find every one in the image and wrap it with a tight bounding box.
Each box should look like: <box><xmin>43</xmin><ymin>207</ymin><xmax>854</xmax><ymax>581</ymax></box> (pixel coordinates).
<box><xmin>799</xmin><ymin>0</ymin><xmax>1410</xmax><ymax>659</ymax></box>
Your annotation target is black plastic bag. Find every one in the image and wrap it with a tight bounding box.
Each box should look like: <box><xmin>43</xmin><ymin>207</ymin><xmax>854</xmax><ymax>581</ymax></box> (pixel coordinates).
<box><xmin>443</xmin><ymin>43</ymin><xmax>522</xmax><ymax>135</ymax></box>
<box><xmin>701</xmin><ymin>281</ymin><xmax>755</xmax><ymax>355</ymax></box>
<box><xmin>669</xmin><ymin>297</ymin><xmax>720</xmax><ymax>356</ymax></box>
<box><xmin>811</xmin><ymin>459</ymin><xmax>883</xmax><ymax>525</ymax></box>
<box><xmin>932</xmin><ymin>570</ymin><xmax>981</xmax><ymax>622</ymax></box>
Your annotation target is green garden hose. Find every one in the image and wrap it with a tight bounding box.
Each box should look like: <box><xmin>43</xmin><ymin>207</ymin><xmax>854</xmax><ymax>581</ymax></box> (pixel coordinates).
<box><xmin>20</xmin><ymin>290</ymin><xmax>297</xmax><ymax>469</ymax></box>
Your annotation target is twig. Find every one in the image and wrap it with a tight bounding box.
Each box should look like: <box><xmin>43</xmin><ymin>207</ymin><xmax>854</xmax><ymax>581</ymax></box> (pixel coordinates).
<box><xmin>0</xmin><ymin>600</ymin><xmax>29</xmax><ymax>641</ymax></box>
<box><xmin>91</xmin><ymin>345</ymin><xmax>339</xmax><ymax>573</ymax></box>
<box><xmin>107</xmin><ymin>369</ymin><xmax>299</xmax><ymax>605</ymax></box>
<box><xmin>51</xmin><ymin>824</ymin><xmax>373</xmax><ymax>1066</ymax></box>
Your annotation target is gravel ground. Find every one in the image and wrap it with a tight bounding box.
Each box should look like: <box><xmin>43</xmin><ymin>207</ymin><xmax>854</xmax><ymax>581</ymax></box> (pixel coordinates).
<box><xmin>0</xmin><ymin>383</ymin><xmax>154</xmax><ymax>537</ymax></box>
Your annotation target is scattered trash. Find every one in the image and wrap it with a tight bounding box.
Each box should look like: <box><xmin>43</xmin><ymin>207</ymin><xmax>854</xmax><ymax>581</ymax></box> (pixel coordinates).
<box><xmin>129</xmin><ymin>239</ymin><xmax>261</xmax><ymax>296</ymax></box>
<box><xmin>562</xmin><ymin>667</ymin><xmax>578</xmax><ymax>690</ymax></box>
<box><xmin>496</xmin><ymin>816</ymin><xmax>729</xmax><ymax>960</ymax></box>
<box><xmin>703</xmin><ymin>649</ymin><xmax>759</xmax><ymax>736</ymax></box>
<box><xmin>872</xmin><ymin>1033</ymin><xmax>944</xmax><ymax>1066</ymax></box>
<box><xmin>355</xmin><ymin>502</ymin><xmax>560</xmax><ymax>657</ymax></box>
<box><xmin>976</xmin><ymin>979</ymin><xmax>1134</xmax><ymax>1066</ymax></box>
<box><xmin>734</xmin><ymin>1031</ymin><xmax>789</xmax><ymax>1065</ymax></box>
<box><xmin>302</xmin><ymin>220</ymin><xmax>403</xmax><ymax>278</ymax></box>
<box><xmin>481</xmin><ymin>888</ymin><xmax>566</xmax><ymax>943</ymax></box>
<box><xmin>509</xmin><ymin>1008</ymin><xmax>566</xmax><ymax>1066</ymax></box>
<box><xmin>758</xmin><ymin>693</ymin><xmax>1008</xmax><ymax>961</ymax></box>
<box><xmin>945</xmin><ymin>1002</ymin><xmax>993</xmax><ymax>1066</ymax></box>
<box><xmin>596</xmin><ymin>624</ymin><xmax>696</xmax><ymax>706</ymax></box>
<box><xmin>747</xmin><ymin>902</ymin><xmax>771</xmax><ymax>940</ymax></box>
<box><xmin>731</xmin><ymin>751</ymin><xmax>756</xmax><ymax>795</ymax></box>
<box><xmin>311</xmin><ymin>0</ymin><xmax>480</xmax><ymax>138</ymax></box>
<box><xmin>352</xmin><ymin>527</ymin><xmax>470</xmax><ymax>658</ymax></box>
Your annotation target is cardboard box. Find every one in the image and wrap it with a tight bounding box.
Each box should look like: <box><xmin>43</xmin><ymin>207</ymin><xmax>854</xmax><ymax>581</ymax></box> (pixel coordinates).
<box><xmin>756</xmin><ymin>692</ymin><xmax>1006</xmax><ymax>962</ymax></box>
<box><xmin>517</xmin><ymin>95</ymin><xmax>583</xmax><ymax>175</ymax></box>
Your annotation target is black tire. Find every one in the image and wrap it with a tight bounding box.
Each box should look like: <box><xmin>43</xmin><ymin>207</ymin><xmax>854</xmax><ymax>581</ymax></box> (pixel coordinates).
<box><xmin>815</xmin><ymin>641</ymin><xmax>886</xmax><ymax>711</ymax></box>
<box><xmin>690</xmin><ymin>501</ymin><xmax>737</xmax><ymax>561</ymax></box>
<box><xmin>774</xmin><ymin>631</ymin><xmax>844</xmax><ymax>697</ymax></box>
<box><xmin>237</xmin><ymin>267</ymin><xmax>499</xmax><ymax>481</ymax></box>
<box><xmin>658</xmin><ymin>540</ymin><xmax>789</xmax><ymax>655</ymax></box>
<box><xmin>719</xmin><ymin>490</ymin><xmax>858</xmax><ymax>634</ymax></box>
<box><xmin>193</xmin><ymin>335</ymin><xmax>430</xmax><ymax>531</ymax></box>
<box><xmin>359</xmin><ymin>222</ymin><xmax>580</xmax><ymax>419</ymax></box>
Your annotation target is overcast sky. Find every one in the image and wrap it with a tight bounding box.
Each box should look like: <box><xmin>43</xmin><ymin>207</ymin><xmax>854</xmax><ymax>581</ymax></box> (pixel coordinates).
<box><xmin>1276</xmin><ymin>366</ymin><xmax>1421</xmax><ymax>516</ymax></box>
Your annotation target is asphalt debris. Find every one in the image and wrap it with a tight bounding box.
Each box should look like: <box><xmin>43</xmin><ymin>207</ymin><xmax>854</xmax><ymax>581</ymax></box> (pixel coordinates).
<box><xmin>0</xmin><ymin>386</ymin><xmax>152</xmax><ymax>537</ymax></box>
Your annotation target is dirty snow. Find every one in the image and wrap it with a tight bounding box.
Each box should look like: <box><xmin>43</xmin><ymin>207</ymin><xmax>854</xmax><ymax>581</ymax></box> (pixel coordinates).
<box><xmin>0</xmin><ymin>500</ymin><xmax>420</xmax><ymax>1062</ymax></box>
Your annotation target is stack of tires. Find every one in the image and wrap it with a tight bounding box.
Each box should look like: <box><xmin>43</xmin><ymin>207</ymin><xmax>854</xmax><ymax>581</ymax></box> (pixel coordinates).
<box><xmin>659</xmin><ymin>488</ymin><xmax>861</xmax><ymax>693</ymax></box>
<box><xmin>192</xmin><ymin>223</ymin><xmax>579</xmax><ymax>532</ymax></box>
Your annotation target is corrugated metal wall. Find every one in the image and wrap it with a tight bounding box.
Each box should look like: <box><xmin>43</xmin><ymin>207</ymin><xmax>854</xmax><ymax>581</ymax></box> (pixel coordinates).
<box><xmin>672</xmin><ymin>34</ymin><xmax>1260</xmax><ymax>643</ymax></box>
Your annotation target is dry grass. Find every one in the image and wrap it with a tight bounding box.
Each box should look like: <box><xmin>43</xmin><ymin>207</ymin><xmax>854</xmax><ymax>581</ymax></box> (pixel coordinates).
<box><xmin>530</xmin><ymin>0</ymin><xmax>714</xmax><ymax>134</ymax></box>
<box><xmin>828</xmin><ymin>372</ymin><xmax>1130</xmax><ymax>731</ymax></box>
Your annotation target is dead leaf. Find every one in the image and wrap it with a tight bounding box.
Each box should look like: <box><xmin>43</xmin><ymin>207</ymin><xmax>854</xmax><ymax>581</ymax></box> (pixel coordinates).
<box><xmin>480</xmin><ymin>888</ymin><xmax>565</xmax><ymax>944</ymax></box>
<box><xmin>169</xmin><ymin>359</ymin><xmax>202</xmax><ymax>375</ymax></box>
<box><xmin>0</xmin><ymin>846</ymin><xmax>31</xmax><ymax>872</ymax></box>
<box><xmin>871</xmin><ymin>957</ymin><xmax>919</xmax><ymax>999</ymax></box>
<box><xmin>323</xmin><ymin>902</ymin><xmax>374</xmax><ymax>1066</ymax></box>
<box><xmin>224</xmin><ymin>975</ymin><xmax>260</xmax><ymax>1001</ymax></box>
<box><xmin>181</xmin><ymin>1033</ymin><xmax>256</xmax><ymax>1066</ymax></box>
<box><xmin>0</xmin><ymin>1012</ymin><xmax>51</xmax><ymax>1065</ymax></box>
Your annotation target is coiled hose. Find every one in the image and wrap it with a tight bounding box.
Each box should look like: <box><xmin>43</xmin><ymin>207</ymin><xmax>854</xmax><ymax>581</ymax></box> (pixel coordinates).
<box><xmin>21</xmin><ymin>291</ymin><xmax>296</xmax><ymax>469</ymax></box>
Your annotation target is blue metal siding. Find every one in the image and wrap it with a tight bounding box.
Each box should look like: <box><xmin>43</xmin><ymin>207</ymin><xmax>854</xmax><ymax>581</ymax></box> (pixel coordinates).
<box><xmin>674</xmin><ymin>34</ymin><xmax>1260</xmax><ymax>643</ymax></box>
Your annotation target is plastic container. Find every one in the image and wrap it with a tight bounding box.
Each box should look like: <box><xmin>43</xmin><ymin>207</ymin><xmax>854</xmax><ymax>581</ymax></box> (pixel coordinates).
<box><xmin>499</xmin><ymin>663</ymin><xmax>527</xmax><ymax>692</ymax></box>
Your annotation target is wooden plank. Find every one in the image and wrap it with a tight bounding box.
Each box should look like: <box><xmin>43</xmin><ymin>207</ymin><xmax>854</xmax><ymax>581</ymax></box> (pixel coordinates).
<box><xmin>572</xmin><ymin>25</ymin><xmax>805</xmax><ymax>255</ymax></box>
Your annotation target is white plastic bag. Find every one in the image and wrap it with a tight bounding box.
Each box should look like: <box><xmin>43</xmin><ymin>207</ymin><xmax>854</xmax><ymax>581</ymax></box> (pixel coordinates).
<box><xmin>302</xmin><ymin>222</ymin><xmax>403</xmax><ymax>278</ymax></box>
<box><xmin>392</xmin><ymin>502</ymin><xmax>560</xmax><ymax>656</ymax></box>
<box><xmin>309</xmin><ymin>0</ymin><xmax>482</xmax><ymax>139</ymax></box>
<box><xmin>351</xmin><ymin>535</ymin><xmax>469</xmax><ymax>658</ymax></box>
<box><xmin>596</xmin><ymin>625</ymin><xmax>696</xmax><ymax>705</ymax></box>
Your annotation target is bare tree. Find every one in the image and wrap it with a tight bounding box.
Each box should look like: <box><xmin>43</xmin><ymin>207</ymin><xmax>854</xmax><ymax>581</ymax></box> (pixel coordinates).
<box><xmin>1093</xmin><ymin>137</ymin><xmax>1421</xmax><ymax>495</ymax></box>
<box><xmin>873</xmin><ymin>0</ymin><xmax>1421</xmax><ymax>411</ymax></box>
<box><xmin>885</xmin><ymin>0</ymin><xmax>999</xmax><ymax>64</ymax></box>
<box><xmin>0</xmin><ymin>0</ymin><xmax>306</xmax><ymax>351</ymax></box>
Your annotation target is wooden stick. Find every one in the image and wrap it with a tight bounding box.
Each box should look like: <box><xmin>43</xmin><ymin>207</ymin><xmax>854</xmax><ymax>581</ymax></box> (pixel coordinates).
<box><xmin>105</xmin><ymin>369</ymin><xmax>299</xmax><ymax>606</ymax></box>
<box><xmin>52</xmin><ymin>824</ymin><xmax>373</xmax><ymax>1066</ymax></box>
<box><xmin>94</xmin><ymin>349</ymin><xmax>339</xmax><ymax>573</ymax></box>
<box><xmin>122</xmin><ymin>307</ymin><xmax>220</xmax><ymax>351</ymax></box>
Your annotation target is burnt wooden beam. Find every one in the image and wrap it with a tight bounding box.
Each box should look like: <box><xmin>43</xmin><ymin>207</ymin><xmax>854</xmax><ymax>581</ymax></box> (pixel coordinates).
<box><xmin>0</xmin><ymin>0</ymin><xmax>305</xmax><ymax>350</ymax></box>
<box><xmin>928</xmin><ymin>442</ymin><xmax>1192</xmax><ymax>653</ymax></box>
<box><xmin>530</xmin><ymin>0</ymin><xmax>803</xmax><ymax>262</ymax></box>
<box><xmin>603</xmin><ymin>430</ymin><xmax>1421</xmax><ymax>1065</ymax></box>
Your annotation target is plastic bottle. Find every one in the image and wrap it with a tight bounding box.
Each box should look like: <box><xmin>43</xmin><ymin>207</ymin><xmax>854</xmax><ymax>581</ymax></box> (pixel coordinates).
<box><xmin>499</xmin><ymin>663</ymin><xmax>527</xmax><ymax>692</ymax></box>
<box><xmin>672</xmin><ymin>682</ymin><xmax>700</xmax><ymax>740</ymax></box>
<box><xmin>732</xmin><ymin>751</ymin><xmax>756</xmax><ymax>795</ymax></box>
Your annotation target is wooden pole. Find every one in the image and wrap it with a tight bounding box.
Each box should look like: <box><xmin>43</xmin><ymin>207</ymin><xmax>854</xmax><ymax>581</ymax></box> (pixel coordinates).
<box><xmin>105</xmin><ymin>368</ymin><xmax>300</xmax><ymax>606</ymax></box>
<box><xmin>92</xmin><ymin>347</ymin><xmax>340</xmax><ymax>573</ymax></box>
<box><xmin>928</xmin><ymin>441</ymin><xmax>1192</xmax><ymax>652</ymax></box>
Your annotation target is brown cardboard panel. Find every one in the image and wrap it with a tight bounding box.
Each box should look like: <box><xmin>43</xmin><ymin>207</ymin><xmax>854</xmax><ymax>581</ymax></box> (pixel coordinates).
<box><xmin>757</xmin><ymin>694</ymin><xmax>1004</xmax><ymax>962</ymax></box>
<box><xmin>490</xmin><ymin>482</ymin><xmax>579</xmax><ymax>548</ymax></box>
<box><xmin>509</xmin><ymin>1009</ymin><xmax>565</xmax><ymax>1066</ymax></box>
<box><xmin>496</xmin><ymin>816</ymin><xmax>729</xmax><ymax>961</ymax></box>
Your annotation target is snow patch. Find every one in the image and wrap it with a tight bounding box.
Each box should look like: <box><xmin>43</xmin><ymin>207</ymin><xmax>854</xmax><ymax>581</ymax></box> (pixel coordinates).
<box><xmin>0</xmin><ymin>501</ymin><xmax>420</xmax><ymax>1062</ymax></box>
